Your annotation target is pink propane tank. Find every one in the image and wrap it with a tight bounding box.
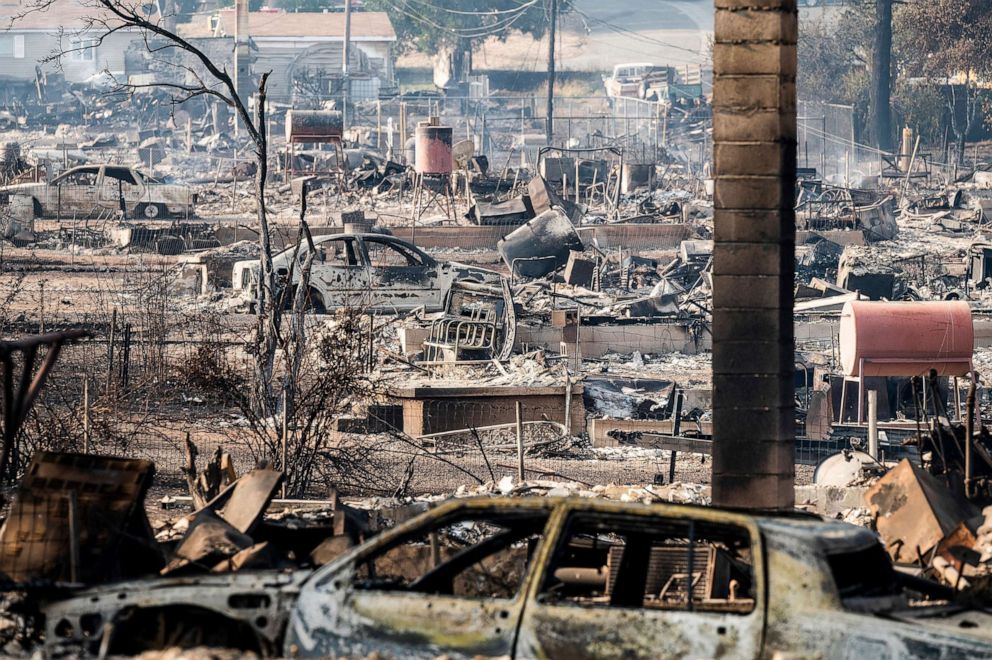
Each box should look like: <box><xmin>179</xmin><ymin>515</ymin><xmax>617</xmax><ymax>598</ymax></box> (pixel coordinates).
<box><xmin>415</xmin><ymin>119</ymin><xmax>453</xmax><ymax>175</ymax></box>
<box><xmin>839</xmin><ymin>301</ymin><xmax>973</xmax><ymax>377</ymax></box>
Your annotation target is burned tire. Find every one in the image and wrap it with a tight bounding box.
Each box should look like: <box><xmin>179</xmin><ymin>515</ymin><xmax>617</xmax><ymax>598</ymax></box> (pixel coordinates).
<box><xmin>138</xmin><ymin>203</ymin><xmax>168</xmax><ymax>219</ymax></box>
<box><xmin>304</xmin><ymin>287</ymin><xmax>326</xmax><ymax>314</ymax></box>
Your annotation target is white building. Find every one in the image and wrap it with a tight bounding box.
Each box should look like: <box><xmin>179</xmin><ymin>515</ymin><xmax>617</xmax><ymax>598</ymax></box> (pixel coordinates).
<box><xmin>178</xmin><ymin>10</ymin><xmax>397</xmax><ymax>102</ymax></box>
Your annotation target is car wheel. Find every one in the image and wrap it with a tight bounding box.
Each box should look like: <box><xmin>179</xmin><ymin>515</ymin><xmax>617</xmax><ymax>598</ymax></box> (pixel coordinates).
<box><xmin>304</xmin><ymin>288</ymin><xmax>326</xmax><ymax>314</ymax></box>
<box><xmin>139</xmin><ymin>203</ymin><xmax>167</xmax><ymax>219</ymax></box>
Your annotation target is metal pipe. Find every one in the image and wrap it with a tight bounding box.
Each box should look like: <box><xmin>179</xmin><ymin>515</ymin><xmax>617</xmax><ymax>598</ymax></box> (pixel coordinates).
<box><xmin>868</xmin><ymin>389</ymin><xmax>878</xmax><ymax>460</ymax></box>
<box><xmin>965</xmin><ymin>372</ymin><xmax>976</xmax><ymax>498</ymax></box>
<box><xmin>670</xmin><ymin>390</ymin><xmax>684</xmax><ymax>484</ymax></box>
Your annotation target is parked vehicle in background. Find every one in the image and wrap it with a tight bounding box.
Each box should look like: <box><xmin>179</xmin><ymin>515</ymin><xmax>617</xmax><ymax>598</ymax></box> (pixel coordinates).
<box><xmin>0</xmin><ymin>164</ymin><xmax>195</xmax><ymax>219</ymax></box>
<box><xmin>604</xmin><ymin>63</ymin><xmax>704</xmax><ymax>106</ymax></box>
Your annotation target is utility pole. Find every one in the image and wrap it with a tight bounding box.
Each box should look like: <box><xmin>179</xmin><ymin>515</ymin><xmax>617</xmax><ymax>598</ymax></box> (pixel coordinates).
<box><xmin>233</xmin><ymin>0</ymin><xmax>251</xmax><ymax>135</ymax></box>
<box><xmin>342</xmin><ymin>0</ymin><xmax>352</xmax><ymax>132</ymax></box>
<box><xmin>545</xmin><ymin>0</ymin><xmax>557</xmax><ymax>145</ymax></box>
<box><xmin>870</xmin><ymin>0</ymin><xmax>893</xmax><ymax>151</ymax></box>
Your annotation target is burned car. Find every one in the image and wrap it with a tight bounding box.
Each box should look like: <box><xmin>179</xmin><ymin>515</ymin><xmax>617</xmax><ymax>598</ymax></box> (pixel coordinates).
<box><xmin>0</xmin><ymin>164</ymin><xmax>195</xmax><ymax>219</ymax></box>
<box><xmin>30</xmin><ymin>494</ymin><xmax>992</xmax><ymax>658</ymax></box>
<box><xmin>232</xmin><ymin>232</ymin><xmax>502</xmax><ymax>313</ymax></box>
<box><xmin>285</xmin><ymin>497</ymin><xmax>992</xmax><ymax>659</ymax></box>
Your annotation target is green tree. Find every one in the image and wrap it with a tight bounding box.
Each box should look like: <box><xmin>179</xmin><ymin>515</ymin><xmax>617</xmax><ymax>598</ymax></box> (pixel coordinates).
<box><xmin>894</xmin><ymin>0</ymin><xmax>992</xmax><ymax>162</ymax></box>
<box><xmin>361</xmin><ymin>0</ymin><xmax>571</xmax><ymax>80</ymax></box>
<box><xmin>798</xmin><ymin>3</ymin><xmax>873</xmax><ymax>139</ymax></box>
<box><xmin>798</xmin><ymin>2</ymin><xmax>872</xmax><ymax>105</ymax></box>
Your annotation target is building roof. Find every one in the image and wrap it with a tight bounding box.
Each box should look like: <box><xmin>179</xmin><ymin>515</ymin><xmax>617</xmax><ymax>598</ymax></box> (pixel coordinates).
<box><xmin>0</xmin><ymin>0</ymin><xmax>132</xmax><ymax>31</ymax></box>
<box><xmin>178</xmin><ymin>10</ymin><xmax>396</xmax><ymax>42</ymax></box>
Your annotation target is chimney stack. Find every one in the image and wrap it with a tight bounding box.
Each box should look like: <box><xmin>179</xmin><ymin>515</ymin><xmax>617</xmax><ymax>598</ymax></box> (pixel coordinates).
<box><xmin>711</xmin><ymin>0</ymin><xmax>798</xmax><ymax>510</ymax></box>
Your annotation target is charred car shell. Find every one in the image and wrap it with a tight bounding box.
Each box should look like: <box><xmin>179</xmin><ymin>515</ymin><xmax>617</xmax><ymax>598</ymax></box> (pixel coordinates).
<box><xmin>286</xmin><ymin>497</ymin><xmax>992</xmax><ymax>660</ymax></box>
<box><xmin>43</xmin><ymin>570</ymin><xmax>309</xmax><ymax>657</ymax></box>
<box><xmin>0</xmin><ymin>164</ymin><xmax>195</xmax><ymax>219</ymax></box>
<box><xmin>232</xmin><ymin>232</ymin><xmax>503</xmax><ymax>313</ymax></box>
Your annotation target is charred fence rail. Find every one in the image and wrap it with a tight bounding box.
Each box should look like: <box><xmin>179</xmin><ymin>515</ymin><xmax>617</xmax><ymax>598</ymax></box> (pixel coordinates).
<box><xmin>281</xmin><ymin>94</ymin><xmax>707</xmax><ymax>173</ymax></box>
<box><xmin>332</xmin><ymin>397</ymin><xmax>718</xmax><ymax>496</ymax></box>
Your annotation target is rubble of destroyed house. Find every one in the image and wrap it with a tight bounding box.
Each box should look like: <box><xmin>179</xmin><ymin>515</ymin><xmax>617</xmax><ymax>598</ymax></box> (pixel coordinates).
<box><xmin>2</xmin><ymin>81</ymin><xmax>992</xmax><ymax>652</ymax></box>
<box><xmin>3</xmin><ymin>0</ymin><xmax>992</xmax><ymax>656</ymax></box>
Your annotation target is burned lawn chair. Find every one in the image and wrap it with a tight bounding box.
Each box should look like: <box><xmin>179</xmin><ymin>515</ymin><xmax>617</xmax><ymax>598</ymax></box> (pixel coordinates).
<box><xmin>421</xmin><ymin>279</ymin><xmax>516</xmax><ymax>364</ymax></box>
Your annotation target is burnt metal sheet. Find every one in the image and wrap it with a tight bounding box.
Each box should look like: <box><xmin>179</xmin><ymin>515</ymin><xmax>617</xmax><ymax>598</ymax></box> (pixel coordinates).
<box><xmin>527</xmin><ymin>174</ymin><xmax>581</xmax><ymax>222</ymax></box>
<box><xmin>0</xmin><ymin>451</ymin><xmax>159</xmax><ymax>585</ymax></box>
<box><xmin>211</xmin><ymin>468</ymin><xmax>284</xmax><ymax>535</ymax></box>
<box><xmin>468</xmin><ymin>196</ymin><xmax>534</xmax><ymax>226</ymax></box>
<box><xmin>162</xmin><ymin>510</ymin><xmax>254</xmax><ymax>575</ymax></box>
<box><xmin>865</xmin><ymin>459</ymin><xmax>978</xmax><ymax>564</ymax></box>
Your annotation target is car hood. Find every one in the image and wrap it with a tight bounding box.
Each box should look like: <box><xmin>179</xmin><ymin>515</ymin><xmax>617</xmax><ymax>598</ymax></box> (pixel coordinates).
<box><xmin>0</xmin><ymin>182</ymin><xmax>45</xmax><ymax>195</ymax></box>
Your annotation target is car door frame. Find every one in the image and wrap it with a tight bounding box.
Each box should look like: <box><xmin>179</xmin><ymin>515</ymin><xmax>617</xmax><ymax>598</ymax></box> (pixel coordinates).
<box><xmin>301</xmin><ymin>235</ymin><xmax>371</xmax><ymax>310</ymax></box>
<box><xmin>287</xmin><ymin>498</ymin><xmax>558</xmax><ymax>659</ymax></box>
<box><xmin>514</xmin><ymin>499</ymin><xmax>768</xmax><ymax>660</ymax></box>
<box><xmin>50</xmin><ymin>166</ymin><xmax>101</xmax><ymax>217</ymax></box>
<box><xmin>98</xmin><ymin>167</ymin><xmax>148</xmax><ymax>215</ymax></box>
<box><xmin>358</xmin><ymin>235</ymin><xmax>445</xmax><ymax>313</ymax></box>
<box><xmin>97</xmin><ymin>166</ymin><xmax>125</xmax><ymax>213</ymax></box>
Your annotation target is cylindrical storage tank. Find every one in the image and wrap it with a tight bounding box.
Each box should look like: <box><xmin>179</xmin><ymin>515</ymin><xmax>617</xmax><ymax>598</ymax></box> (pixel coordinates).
<box><xmin>498</xmin><ymin>208</ymin><xmax>583</xmax><ymax>279</ymax></box>
<box><xmin>285</xmin><ymin>110</ymin><xmax>343</xmax><ymax>142</ymax></box>
<box><xmin>404</xmin><ymin>136</ymin><xmax>417</xmax><ymax>165</ymax></box>
<box><xmin>415</xmin><ymin>123</ymin><xmax>453</xmax><ymax>174</ymax></box>
<box><xmin>839</xmin><ymin>301</ymin><xmax>973</xmax><ymax>377</ymax></box>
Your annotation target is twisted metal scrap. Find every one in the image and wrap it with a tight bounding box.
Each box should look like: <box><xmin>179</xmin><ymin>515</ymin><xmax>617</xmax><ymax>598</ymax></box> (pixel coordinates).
<box><xmin>0</xmin><ymin>330</ymin><xmax>87</xmax><ymax>484</ymax></box>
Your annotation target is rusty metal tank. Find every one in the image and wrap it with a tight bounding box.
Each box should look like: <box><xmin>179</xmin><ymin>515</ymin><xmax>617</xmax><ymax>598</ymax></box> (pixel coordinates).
<box><xmin>839</xmin><ymin>301</ymin><xmax>973</xmax><ymax>377</ymax></box>
<box><xmin>285</xmin><ymin>110</ymin><xmax>343</xmax><ymax>143</ymax></box>
<box><xmin>415</xmin><ymin>123</ymin><xmax>453</xmax><ymax>174</ymax></box>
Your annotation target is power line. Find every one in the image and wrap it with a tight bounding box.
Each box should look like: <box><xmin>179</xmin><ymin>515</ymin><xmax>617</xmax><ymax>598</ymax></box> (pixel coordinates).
<box><xmin>380</xmin><ymin>0</ymin><xmax>536</xmax><ymax>39</ymax></box>
<box><xmin>403</xmin><ymin>0</ymin><xmax>541</xmax><ymax>17</ymax></box>
<box><xmin>574</xmin><ymin>8</ymin><xmax>705</xmax><ymax>58</ymax></box>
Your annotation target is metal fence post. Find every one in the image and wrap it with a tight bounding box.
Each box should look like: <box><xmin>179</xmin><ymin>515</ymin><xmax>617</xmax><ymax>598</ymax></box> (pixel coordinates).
<box><xmin>515</xmin><ymin>401</ymin><xmax>525</xmax><ymax>482</ymax></box>
<box><xmin>281</xmin><ymin>388</ymin><xmax>289</xmax><ymax>499</ymax></box>
<box><xmin>67</xmin><ymin>491</ymin><xmax>80</xmax><ymax>583</ymax></box>
<box><xmin>669</xmin><ymin>390</ymin><xmax>684</xmax><ymax>484</ymax></box>
<box><xmin>82</xmin><ymin>377</ymin><xmax>90</xmax><ymax>454</ymax></box>
<box><xmin>564</xmin><ymin>374</ymin><xmax>572</xmax><ymax>437</ymax></box>
<box><xmin>106</xmin><ymin>307</ymin><xmax>117</xmax><ymax>395</ymax></box>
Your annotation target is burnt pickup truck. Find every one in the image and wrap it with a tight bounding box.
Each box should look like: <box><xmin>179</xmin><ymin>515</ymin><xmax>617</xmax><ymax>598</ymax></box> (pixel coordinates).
<box><xmin>232</xmin><ymin>232</ymin><xmax>501</xmax><ymax>314</ymax></box>
<box><xmin>42</xmin><ymin>497</ymin><xmax>992</xmax><ymax>658</ymax></box>
<box><xmin>0</xmin><ymin>164</ymin><xmax>195</xmax><ymax>219</ymax></box>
